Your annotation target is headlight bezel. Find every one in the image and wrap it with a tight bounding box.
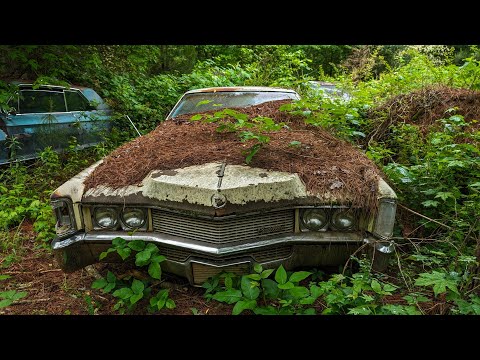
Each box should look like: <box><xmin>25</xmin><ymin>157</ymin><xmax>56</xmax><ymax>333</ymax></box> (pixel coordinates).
<box><xmin>92</xmin><ymin>206</ymin><xmax>119</xmax><ymax>230</ymax></box>
<box><xmin>373</xmin><ymin>198</ymin><xmax>397</xmax><ymax>239</ymax></box>
<box><xmin>300</xmin><ymin>208</ymin><xmax>329</xmax><ymax>232</ymax></box>
<box><xmin>51</xmin><ymin>198</ymin><xmax>77</xmax><ymax>237</ymax></box>
<box><xmin>330</xmin><ymin>208</ymin><xmax>357</xmax><ymax>230</ymax></box>
<box><xmin>120</xmin><ymin>207</ymin><xmax>147</xmax><ymax>229</ymax></box>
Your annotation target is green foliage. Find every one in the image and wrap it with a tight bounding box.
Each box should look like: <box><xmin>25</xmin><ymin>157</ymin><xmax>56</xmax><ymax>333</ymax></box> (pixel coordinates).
<box><xmin>92</xmin><ymin>239</ymin><xmax>173</xmax><ymax>314</ymax></box>
<box><xmin>190</xmin><ymin>108</ymin><xmax>284</xmax><ymax>163</ymax></box>
<box><xmin>203</xmin><ymin>262</ymin><xmax>423</xmax><ymax>315</ymax></box>
<box><xmin>0</xmin><ymin>290</ymin><xmax>27</xmax><ymax>308</ymax></box>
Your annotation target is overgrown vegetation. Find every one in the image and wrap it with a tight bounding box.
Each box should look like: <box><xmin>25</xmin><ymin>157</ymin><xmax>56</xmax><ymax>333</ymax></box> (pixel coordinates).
<box><xmin>1</xmin><ymin>45</ymin><xmax>479</xmax><ymax>314</ymax></box>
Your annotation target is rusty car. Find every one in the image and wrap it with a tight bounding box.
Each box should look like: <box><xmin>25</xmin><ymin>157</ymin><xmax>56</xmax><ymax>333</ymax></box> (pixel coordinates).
<box><xmin>50</xmin><ymin>86</ymin><xmax>396</xmax><ymax>286</ymax></box>
<box><xmin>0</xmin><ymin>82</ymin><xmax>111</xmax><ymax>164</ymax></box>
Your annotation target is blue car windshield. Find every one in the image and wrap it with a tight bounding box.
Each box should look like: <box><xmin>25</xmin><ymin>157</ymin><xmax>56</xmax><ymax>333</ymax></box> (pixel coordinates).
<box><xmin>168</xmin><ymin>91</ymin><xmax>299</xmax><ymax>119</ymax></box>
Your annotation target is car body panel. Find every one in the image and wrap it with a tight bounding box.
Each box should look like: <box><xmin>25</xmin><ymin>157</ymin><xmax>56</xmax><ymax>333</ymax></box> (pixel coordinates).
<box><xmin>0</xmin><ymin>83</ymin><xmax>111</xmax><ymax>165</ymax></box>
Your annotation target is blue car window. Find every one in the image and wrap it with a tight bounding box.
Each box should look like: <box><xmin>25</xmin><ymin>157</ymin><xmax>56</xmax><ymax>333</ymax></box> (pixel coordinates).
<box><xmin>19</xmin><ymin>90</ymin><xmax>66</xmax><ymax>114</ymax></box>
<box><xmin>65</xmin><ymin>90</ymin><xmax>92</xmax><ymax>112</ymax></box>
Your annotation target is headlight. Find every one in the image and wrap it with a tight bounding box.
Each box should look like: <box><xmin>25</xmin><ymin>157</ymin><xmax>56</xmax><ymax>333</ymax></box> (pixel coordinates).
<box><xmin>373</xmin><ymin>198</ymin><xmax>396</xmax><ymax>239</ymax></box>
<box><xmin>331</xmin><ymin>209</ymin><xmax>356</xmax><ymax>230</ymax></box>
<box><xmin>301</xmin><ymin>209</ymin><xmax>328</xmax><ymax>231</ymax></box>
<box><xmin>51</xmin><ymin>199</ymin><xmax>76</xmax><ymax>237</ymax></box>
<box><xmin>121</xmin><ymin>208</ymin><xmax>146</xmax><ymax>229</ymax></box>
<box><xmin>93</xmin><ymin>207</ymin><xmax>118</xmax><ymax>229</ymax></box>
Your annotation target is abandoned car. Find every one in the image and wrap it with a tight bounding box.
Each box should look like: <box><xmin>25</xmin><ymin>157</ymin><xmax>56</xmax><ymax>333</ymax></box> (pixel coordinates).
<box><xmin>0</xmin><ymin>83</ymin><xmax>111</xmax><ymax>164</ymax></box>
<box><xmin>51</xmin><ymin>86</ymin><xmax>397</xmax><ymax>286</ymax></box>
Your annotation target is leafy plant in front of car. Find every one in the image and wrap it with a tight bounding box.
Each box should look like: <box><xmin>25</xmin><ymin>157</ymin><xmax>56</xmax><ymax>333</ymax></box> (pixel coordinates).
<box><xmin>204</xmin><ymin>260</ymin><xmax>421</xmax><ymax>315</ymax></box>
<box><xmin>92</xmin><ymin>238</ymin><xmax>175</xmax><ymax>314</ymax></box>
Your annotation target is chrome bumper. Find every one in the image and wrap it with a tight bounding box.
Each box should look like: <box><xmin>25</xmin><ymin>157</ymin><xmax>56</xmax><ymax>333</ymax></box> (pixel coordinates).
<box><xmin>52</xmin><ymin>231</ymin><xmax>394</xmax><ymax>286</ymax></box>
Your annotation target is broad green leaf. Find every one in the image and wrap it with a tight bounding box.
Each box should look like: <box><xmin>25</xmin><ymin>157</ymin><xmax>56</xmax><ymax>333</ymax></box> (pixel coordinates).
<box><xmin>261</xmin><ymin>269</ymin><xmax>274</xmax><ymax>279</ymax></box>
<box><xmin>0</xmin><ymin>275</ymin><xmax>11</xmax><ymax>281</ymax></box>
<box><xmin>144</xmin><ymin>243</ymin><xmax>159</xmax><ymax>255</ymax></box>
<box><xmin>422</xmin><ymin>200</ymin><xmax>439</xmax><ymax>208</ymax></box>
<box><xmin>253</xmin><ymin>306</ymin><xmax>278</xmax><ymax>315</ymax></box>
<box><xmin>310</xmin><ymin>284</ymin><xmax>324</xmax><ymax>299</ymax></box>
<box><xmin>196</xmin><ymin>100</ymin><xmax>212</xmax><ymax>107</ymax></box>
<box><xmin>135</xmin><ymin>250</ymin><xmax>152</xmax><ymax>266</ymax></box>
<box><xmin>348</xmin><ymin>306</ymin><xmax>373</xmax><ymax>315</ymax></box>
<box><xmin>278</xmin><ymin>282</ymin><xmax>294</xmax><ymax>290</ymax></box>
<box><xmin>12</xmin><ymin>291</ymin><xmax>27</xmax><ymax>300</ymax></box>
<box><xmin>289</xmin><ymin>271</ymin><xmax>312</xmax><ymax>283</ymax></box>
<box><xmin>275</xmin><ymin>265</ymin><xmax>287</xmax><ymax>284</ymax></box>
<box><xmin>106</xmin><ymin>271</ymin><xmax>116</xmax><ymax>283</ymax></box>
<box><xmin>112</xmin><ymin>237</ymin><xmax>127</xmax><ymax>247</ymax></box>
<box><xmin>166</xmin><ymin>299</ymin><xmax>176</xmax><ymax>309</ymax></box>
<box><xmin>0</xmin><ymin>290</ymin><xmax>16</xmax><ymax>299</ymax></box>
<box><xmin>130</xmin><ymin>293</ymin><xmax>143</xmax><ymax>305</ymax></box>
<box><xmin>415</xmin><ymin>271</ymin><xmax>459</xmax><ymax>297</ymax></box>
<box><xmin>113</xmin><ymin>287</ymin><xmax>133</xmax><ymax>300</ymax></box>
<box><xmin>103</xmin><ymin>283</ymin><xmax>116</xmax><ymax>293</ymax></box>
<box><xmin>151</xmin><ymin>254</ymin><xmax>166</xmax><ymax>263</ymax></box>
<box><xmin>127</xmin><ymin>240</ymin><xmax>146</xmax><ymax>251</ymax></box>
<box><xmin>155</xmin><ymin>298</ymin><xmax>166</xmax><ymax>310</ymax></box>
<box><xmin>262</xmin><ymin>279</ymin><xmax>280</xmax><ymax>299</ymax></box>
<box><xmin>302</xmin><ymin>308</ymin><xmax>316</xmax><ymax>315</ymax></box>
<box><xmin>224</xmin><ymin>276</ymin><xmax>233</xmax><ymax>289</ymax></box>
<box><xmin>99</xmin><ymin>251</ymin><xmax>109</xmax><ymax>260</ymax></box>
<box><xmin>288</xmin><ymin>141</ymin><xmax>302</xmax><ymax>147</ymax></box>
<box><xmin>299</xmin><ymin>297</ymin><xmax>316</xmax><ymax>305</ymax></box>
<box><xmin>246</xmin><ymin>274</ymin><xmax>261</xmax><ymax>281</ymax></box>
<box><xmin>117</xmin><ymin>247</ymin><xmax>131</xmax><ymax>260</ymax></box>
<box><xmin>0</xmin><ymin>299</ymin><xmax>13</xmax><ymax>308</ymax></box>
<box><xmin>253</xmin><ymin>264</ymin><xmax>263</xmax><ymax>273</ymax></box>
<box><xmin>148</xmin><ymin>261</ymin><xmax>162</xmax><ymax>280</ymax></box>
<box><xmin>371</xmin><ymin>279</ymin><xmax>382</xmax><ymax>294</ymax></box>
<box><xmin>383</xmin><ymin>283</ymin><xmax>398</xmax><ymax>293</ymax></box>
<box><xmin>212</xmin><ymin>289</ymin><xmax>242</xmax><ymax>304</ymax></box>
<box><xmin>131</xmin><ymin>279</ymin><xmax>144</xmax><ymax>295</ymax></box>
<box><xmin>241</xmin><ymin>276</ymin><xmax>260</xmax><ymax>300</ymax></box>
<box><xmin>190</xmin><ymin>114</ymin><xmax>203</xmax><ymax>121</ymax></box>
<box><xmin>381</xmin><ymin>304</ymin><xmax>421</xmax><ymax>315</ymax></box>
<box><xmin>91</xmin><ymin>278</ymin><xmax>108</xmax><ymax>289</ymax></box>
<box><xmin>232</xmin><ymin>299</ymin><xmax>257</xmax><ymax>315</ymax></box>
<box><xmin>435</xmin><ymin>191</ymin><xmax>454</xmax><ymax>201</ymax></box>
<box><xmin>288</xmin><ymin>286</ymin><xmax>310</xmax><ymax>299</ymax></box>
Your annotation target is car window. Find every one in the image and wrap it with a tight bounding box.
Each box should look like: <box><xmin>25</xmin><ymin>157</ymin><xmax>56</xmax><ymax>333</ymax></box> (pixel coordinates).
<box><xmin>65</xmin><ymin>90</ymin><xmax>92</xmax><ymax>112</ymax></box>
<box><xmin>18</xmin><ymin>90</ymin><xmax>66</xmax><ymax>114</ymax></box>
<box><xmin>169</xmin><ymin>91</ymin><xmax>299</xmax><ymax>118</ymax></box>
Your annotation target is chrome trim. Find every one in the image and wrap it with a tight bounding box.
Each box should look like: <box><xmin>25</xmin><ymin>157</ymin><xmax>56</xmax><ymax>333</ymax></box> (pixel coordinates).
<box><xmin>52</xmin><ymin>230</ymin><xmax>366</xmax><ymax>256</ymax></box>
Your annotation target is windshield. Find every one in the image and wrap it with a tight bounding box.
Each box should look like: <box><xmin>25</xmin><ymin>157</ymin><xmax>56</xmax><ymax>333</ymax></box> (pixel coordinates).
<box><xmin>167</xmin><ymin>91</ymin><xmax>299</xmax><ymax>119</ymax></box>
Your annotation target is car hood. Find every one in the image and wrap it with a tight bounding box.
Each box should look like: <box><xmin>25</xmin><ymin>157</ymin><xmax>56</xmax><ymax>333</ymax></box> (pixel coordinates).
<box><xmin>52</xmin><ymin>160</ymin><xmax>395</xmax><ymax>216</ymax></box>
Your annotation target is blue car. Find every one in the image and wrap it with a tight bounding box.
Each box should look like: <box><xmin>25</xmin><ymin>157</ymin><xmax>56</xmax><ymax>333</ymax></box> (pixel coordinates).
<box><xmin>0</xmin><ymin>83</ymin><xmax>112</xmax><ymax>164</ymax></box>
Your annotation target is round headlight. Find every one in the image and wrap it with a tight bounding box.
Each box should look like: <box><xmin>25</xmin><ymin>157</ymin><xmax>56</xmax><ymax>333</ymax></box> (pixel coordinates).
<box><xmin>94</xmin><ymin>207</ymin><xmax>118</xmax><ymax>229</ymax></box>
<box><xmin>121</xmin><ymin>208</ymin><xmax>146</xmax><ymax>229</ymax></box>
<box><xmin>302</xmin><ymin>209</ymin><xmax>328</xmax><ymax>231</ymax></box>
<box><xmin>331</xmin><ymin>209</ymin><xmax>355</xmax><ymax>230</ymax></box>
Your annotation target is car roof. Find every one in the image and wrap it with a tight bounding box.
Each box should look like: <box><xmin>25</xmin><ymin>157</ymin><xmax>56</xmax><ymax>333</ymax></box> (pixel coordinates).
<box><xmin>184</xmin><ymin>86</ymin><xmax>297</xmax><ymax>95</ymax></box>
<box><xmin>9</xmin><ymin>80</ymin><xmax>90</xmax><ymax>91</ymax></box>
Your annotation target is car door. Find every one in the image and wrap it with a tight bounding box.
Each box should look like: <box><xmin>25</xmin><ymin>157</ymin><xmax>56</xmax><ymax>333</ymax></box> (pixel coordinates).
<box><xmin>3</xmin><ymin>88</ymin><xmax>77</xmax><ymax>161</ymax></box>
<box><xmin>64</xmin><ymin>89</ymin><xmax>109</xmax><ymax>148</ymax></box>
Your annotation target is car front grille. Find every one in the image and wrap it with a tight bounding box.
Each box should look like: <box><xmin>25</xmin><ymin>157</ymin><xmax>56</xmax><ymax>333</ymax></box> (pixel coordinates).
<box><xmin>157</xmin><ymin>245</ymin><xmax>293</xmax><ymax>263</ymax></box>
<box><xmin>192</xmin><ymin>262</ymin><xmax>251</xmax><ymax>285</ymax></box>
<box><xmin>151</xmin><ymin>209</ymin><xmax>294</xmax><ymax>244</ymax></box>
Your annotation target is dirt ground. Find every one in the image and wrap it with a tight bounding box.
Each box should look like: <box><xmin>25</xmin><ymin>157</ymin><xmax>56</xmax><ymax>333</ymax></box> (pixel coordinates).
<box><xmin>0</xmin><ymin>223</ymin><xmax>231</xmax><ymax>315</ymax></box>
